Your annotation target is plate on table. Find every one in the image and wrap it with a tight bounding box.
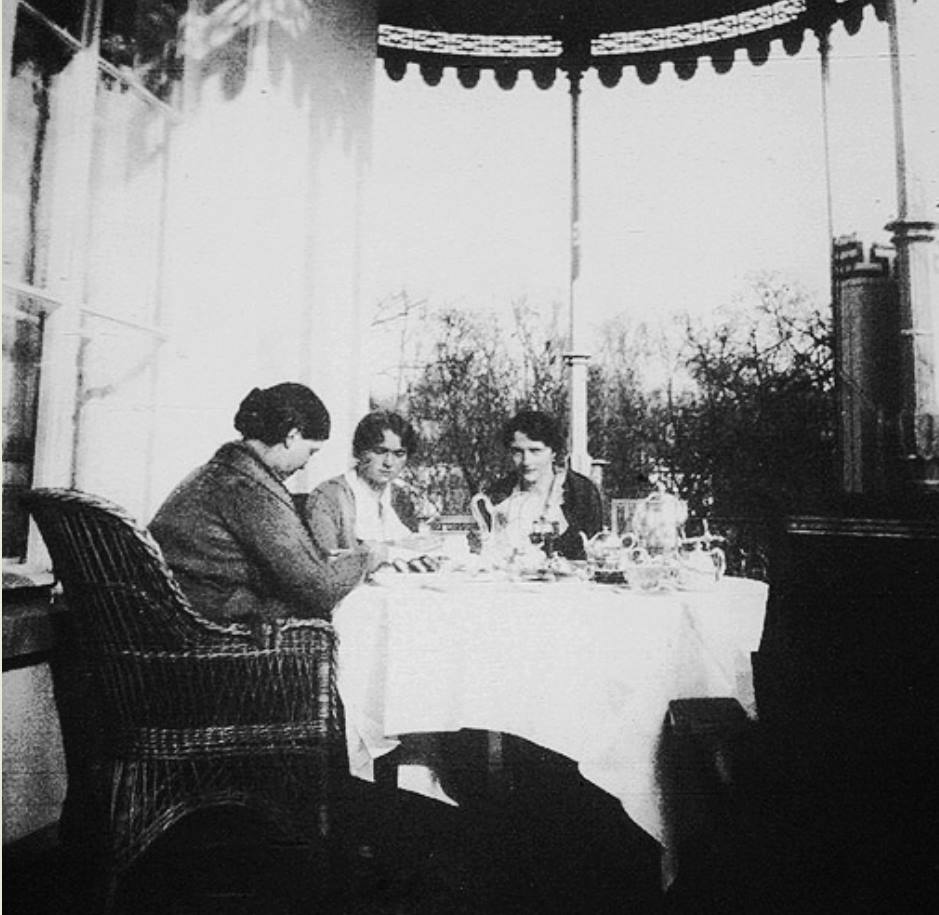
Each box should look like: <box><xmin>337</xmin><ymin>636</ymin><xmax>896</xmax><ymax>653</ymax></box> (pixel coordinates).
<box><xmin>674</xmin><ymin>580</ymin><xmax>720</xmax><ymax>593</ymax></box>
<box><xmin>591</xmin><ymin>569</ymin><xmax>627</xmax><ymax>585</ymax></box>
<box><xmin>370</xmin><ymin>567</ymin><xmax>443</xmax><ymax>588</ymax></box>
<box><xmin>517</xmin><ymin>569</ymin><xmax>556</xmax><ymax>583</ymax></box>
<box><xmin>369</xmin><ymin>567</ymin><xmax>499</xmax><ymax>590</ymax></box>
<box><xmin>517</xmin><ymin>564</ymin><xmax>585</xmax><ymax>583</ymax></box>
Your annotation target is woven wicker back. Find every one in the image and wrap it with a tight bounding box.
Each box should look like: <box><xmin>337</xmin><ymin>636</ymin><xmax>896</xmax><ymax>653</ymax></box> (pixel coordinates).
<box><xmin>24</xmin><ymin>490</ymin><xmax>338</xmax><ymax>903</ymax></box>
<box><xmin>23</xmin><ymin>488</ymin><xmax>228</xmax><ymax>652</ymax></box>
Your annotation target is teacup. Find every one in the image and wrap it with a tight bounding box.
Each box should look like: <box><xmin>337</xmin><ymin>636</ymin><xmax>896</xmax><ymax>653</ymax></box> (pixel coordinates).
<box><xmin>626</xmin><ymin>560</ymin><xmax>668</xmax><ymax>592</ymax></box>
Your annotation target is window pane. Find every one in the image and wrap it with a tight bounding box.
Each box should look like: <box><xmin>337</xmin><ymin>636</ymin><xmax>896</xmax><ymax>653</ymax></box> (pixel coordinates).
<box><xmin>26</xmin><ymin>0</ymin><xmax>86</xmax><ymax>40</ymax></box>
<box><xmin>100</xmin><ymin>0</ymin><xmax>186</xmax><ymax>103</ymax></box>
<box><xmin>3</xmin><ymin>9</ymin><xmax>81</xmax><ymax>559</ymax></box>
<box><xmin>2</xmin><ymin>292</ymin><xmax>45</xmax><ymax>559</ymax></box>
<box><xmin>84</xmin><ymin>69</ymin><xmax>173</xmax><ymax>324</ymax></box>
<box><xmin>5</xmin><ymin>7</ymin><xmax>79</xmax><ymax>288</ymax></box>
<box><xmin>72</xmin><ymin>313</ymin><xmax>159</xmax><ymax>520</ymax></box>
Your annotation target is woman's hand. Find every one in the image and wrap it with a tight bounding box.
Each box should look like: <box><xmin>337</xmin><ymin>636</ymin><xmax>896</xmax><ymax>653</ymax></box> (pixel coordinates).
<box><xmin>361</xmin><ymin>541</ymin><xmax>389</xmax><ymax>573</ymax></box>
<box><xmin>391</xmin><ymin>533</ymin><xmax>445</xmax><ymax>556</ymax></box>
<box><xmin>362</xmin><ymin>541</ymin><xmax>442</xmax><ymax>574</ymax></box>
<box><xmin>387</xmin><ymin>551</ymin><xmax>440</xmax><ymax>573</ymax></box>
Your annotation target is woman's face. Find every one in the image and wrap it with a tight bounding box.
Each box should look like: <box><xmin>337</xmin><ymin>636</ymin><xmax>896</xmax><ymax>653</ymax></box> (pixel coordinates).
<box><xmin>357</xmin><ymin>429</ymin><xmax>409</xmax><ymax>490</ymax></box>
<box><xmin>270</xmin><ymin>429</ymin><xmax>324</xmax><ymax>480</ymax></box>
<box><xmin>510</xmin><ymin>431</ymin><xmax>555</xmax><ymax>488</ymax></box>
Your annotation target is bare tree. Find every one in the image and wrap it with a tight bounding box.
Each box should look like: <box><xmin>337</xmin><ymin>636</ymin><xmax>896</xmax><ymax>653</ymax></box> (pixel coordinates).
<box><xmin>671</xmin><ymin>272</ymin><xmax>836</xmax><ymax>515</ymax></box>
<box><xmin>407</xmin><ymin>308</ymin><xmax>519</xmax><ymax>508</ymax></box>
<box><xmin>510</xmin><ymin>297</ymin><xmax>567</xmax><ymax>422</ymax></box>
<box><xmin>369</xmin><ymin>274</ymin><xmax>834</xmax><ymax>553</ymax></box>
<box><xmin>587</xmin><ymin>314</ymin><xmax>685</xmax><ymax>498</ymax></box>
<box><xmin>368</xmin><ymin>289</ymin><xmax>430</xmax><ymax>407</ymax></box>
<box><xmin>399</xmin><ymin>301</ymin><xmax>570</xmax><ymax>511</ymax></box>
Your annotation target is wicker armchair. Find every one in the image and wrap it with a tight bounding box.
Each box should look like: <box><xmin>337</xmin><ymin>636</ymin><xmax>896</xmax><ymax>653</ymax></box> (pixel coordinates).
<box><xmin>23</xmin><ymin>488</ymin><xmax>341</xmax><ymax>910</ymax></box>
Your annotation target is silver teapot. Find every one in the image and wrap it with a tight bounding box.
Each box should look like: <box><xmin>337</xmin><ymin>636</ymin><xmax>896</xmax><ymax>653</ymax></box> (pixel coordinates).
<box><xmin>632</xmin><ymin>491</ymin><xmax>688</xmax><ymax>556</ymax></box>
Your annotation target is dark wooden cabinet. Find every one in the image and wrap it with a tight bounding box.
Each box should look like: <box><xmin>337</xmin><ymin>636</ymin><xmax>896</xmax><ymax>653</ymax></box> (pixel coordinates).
<box><xmin>753</xmin><ymin>504</ymin><xmax>939</xmax><ymax>896</ymax></box>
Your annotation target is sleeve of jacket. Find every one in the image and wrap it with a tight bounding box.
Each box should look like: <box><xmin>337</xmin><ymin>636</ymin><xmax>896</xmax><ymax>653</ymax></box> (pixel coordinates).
<box><xmin>219</xmin><ymin>476</ymin><xmax>368</xmax><ymax>619</ymax></box>
<box><xmin>305</xmin><ymin>480</ymin><xmax>349</xmax><ymax>552</ymax></box>
<box><xmin>555</xmin><ymin>471</ymin><xmax>604</xmax><ymax>559</ymax></box>
<box><xmin>573</xmin><ymin>471</ymin><xmax>604</xmax><ymax>538</ymax></box>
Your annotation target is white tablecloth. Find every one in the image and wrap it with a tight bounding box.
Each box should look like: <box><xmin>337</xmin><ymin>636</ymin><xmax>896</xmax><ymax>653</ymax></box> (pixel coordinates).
<box><xmin>333</xmin><ymin>574</ymin><xmax>767</xmax><ymax>847</ymax></box>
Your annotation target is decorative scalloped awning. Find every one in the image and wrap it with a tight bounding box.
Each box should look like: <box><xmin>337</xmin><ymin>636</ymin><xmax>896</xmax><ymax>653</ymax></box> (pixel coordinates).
<box><xmin>377</xmin><ymin>0</ymin><xmax>884</xmax><ymax>88</ymax></box>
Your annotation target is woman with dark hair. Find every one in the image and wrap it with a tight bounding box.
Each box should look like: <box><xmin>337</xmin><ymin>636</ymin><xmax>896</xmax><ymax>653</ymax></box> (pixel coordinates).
<box><xmin>150</xmin><ymin>383</ymin><xmax>384</xmax><ymax>623</ymax></box>
<box><xmin>306</xmin><ymin>410</ymin><xmax>435</xmax><ymax>565</ymax></box>
<box><xmin>485</xmin><ymin>408</ymin><xmax>603</xmax><ymax>560</ymax></box>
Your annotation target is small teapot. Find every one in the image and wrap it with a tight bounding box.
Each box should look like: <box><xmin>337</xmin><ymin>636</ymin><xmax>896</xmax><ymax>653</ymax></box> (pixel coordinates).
<box><xmin>470</xmin><ymin>493</ymin><xmax>536</xmax><ymax>570</ymax></box>
<box><xmin>581</xmin><ymin>528</ymin><xmax>638</xmax><ymax>572</ymax></box>
<box><xmin>676</xmin><ymin>537</ymin><xmax>726</xmax><ymax>591</ymax></box>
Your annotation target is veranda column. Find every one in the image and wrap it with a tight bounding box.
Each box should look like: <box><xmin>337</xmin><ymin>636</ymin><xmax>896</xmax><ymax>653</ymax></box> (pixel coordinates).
<box><xmin>152</xmin><ymin>0</ymin><xmax>378</xmax><ymax>503</ymax></box>
<box><xmin>885</xmin><ymin>0</ymin><xmax>939</xmax><ymax>491</ymax></box>
<box><xmin>564</xmin><ymin>63</ymin><xmax>591</xmax><ymax>476</ymax></box>
<box><xmin>831</xmin><ymin>238</ymin><xmax>901</xmax><ymax>494</ymax></box>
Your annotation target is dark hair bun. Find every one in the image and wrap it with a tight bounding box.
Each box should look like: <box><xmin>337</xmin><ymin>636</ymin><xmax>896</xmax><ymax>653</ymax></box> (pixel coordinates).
<box><xmin>233</xmin><ymin>388</ymin><xmax>268</xmax><ymax>439</ymax></box>
<box><xmin>233</xmin><ymin>383</ymin><xmax>330</xmax><ymax>445</ymax></box>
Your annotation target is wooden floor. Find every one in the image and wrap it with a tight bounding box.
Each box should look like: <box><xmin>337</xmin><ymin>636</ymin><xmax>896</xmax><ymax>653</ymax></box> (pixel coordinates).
<box><xmin>5</xmin><ymin>724</ymin><xmax>934</xmax><ymax>914</ymax></box>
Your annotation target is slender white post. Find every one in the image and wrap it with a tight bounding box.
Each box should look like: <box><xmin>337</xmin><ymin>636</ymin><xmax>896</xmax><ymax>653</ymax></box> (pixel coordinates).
<box><xmin>885</xmin><ymin>0</ymin><xmax>939</xmax><ymax>491</ymax></box>
<box><xmin>564</xmin><ymin>65</ymin><xmax>591</xmax><ymax>475</ymax></box>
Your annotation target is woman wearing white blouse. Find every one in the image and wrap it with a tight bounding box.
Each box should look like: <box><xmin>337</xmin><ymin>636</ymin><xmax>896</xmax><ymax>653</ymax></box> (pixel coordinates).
<box><xmin>306</xmin><ymin>410</ymin><xmax>434</xmax><ymax>566</ymax></box>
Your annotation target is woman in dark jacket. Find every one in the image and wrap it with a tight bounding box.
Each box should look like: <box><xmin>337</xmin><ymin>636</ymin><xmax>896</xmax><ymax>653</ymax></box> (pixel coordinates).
<box><xmin>485</xmin><ymin>409</ymin><xmax>603</xmax><ymax>560</ymax></box>
<box><xmin>150</xmin><ymin>383</ymin><xmax>384</xmax><ymax>623</ymax></box>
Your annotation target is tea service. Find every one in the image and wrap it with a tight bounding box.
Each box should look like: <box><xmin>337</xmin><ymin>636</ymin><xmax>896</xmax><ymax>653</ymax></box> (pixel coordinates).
<box><xmin>583</xmin><ymin>492</ymin><xmax>726</xmax><ymax>592</ymax></box>
<box><xmin>467</xmin><ymin>493</ymin><xmax>585</xmax><ymax>580</ymax></box>
<box><xmin>466</xmin><ymin>489</ymin><xmax>725</xmax><ymax>590</ymax></box>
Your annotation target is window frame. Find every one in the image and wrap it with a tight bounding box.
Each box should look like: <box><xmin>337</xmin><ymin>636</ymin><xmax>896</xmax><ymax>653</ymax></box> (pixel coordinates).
<box><xmin>3</xmin><ymin>0</ymin><xmax>176</xmax><ymax>579</ymax></box>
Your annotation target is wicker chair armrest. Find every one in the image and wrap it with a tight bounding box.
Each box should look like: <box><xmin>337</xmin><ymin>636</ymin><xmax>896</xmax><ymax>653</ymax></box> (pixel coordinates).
<box><xmin>95</xmin><ymin>640</ymin><xmax>338</xmax><ymax>739</ymax></box>
<box><xmin>55</xmin><ymin>580</ymin><xmax>259</xmax><ymax>651</ymax></box>
<box><xmin>258</xmin><ymin>616</ymin><xmax>336</xmax><ymax>650</ymax></box>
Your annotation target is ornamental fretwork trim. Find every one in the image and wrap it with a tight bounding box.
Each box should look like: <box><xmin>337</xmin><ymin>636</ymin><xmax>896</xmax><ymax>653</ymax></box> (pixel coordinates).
<box><xmin>378</xmin><ymin>1</ymin><xmax>807</xmax><ymax>58</ymax></box>
<box><xmin>377</xmin><ymin>0</ymin><xmax>882</xmax><ymax>85</ymax></box>
<box><xmin>378</xmin><ymin>26</ymin><xmax>561</xmax><ymax>59</ymax></box>
<box><xmin>593</xmin><ymin>0</ymin><xmax>804</xmax><ymax>55</ymax></box>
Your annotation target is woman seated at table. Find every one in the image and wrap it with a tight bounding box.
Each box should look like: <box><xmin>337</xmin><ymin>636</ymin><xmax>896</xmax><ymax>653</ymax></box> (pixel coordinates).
<box><xmin>484</xmin><ymin>409</ymin><xmax>603</xmax><ymax>560</ymax></box>
<box><xmin>447</xmin><ymin>409</ymin><xmax>604</xmax><ymax>806</ymax></box>
<box><xmin>305</xmin><ymin>409</ymin><xmax>437</xmax><ymax>568</ymax></box>
<box><xmin>150</xmin><ymin>382</ymin><xmax>385</xmax><ymax>624</ymax></box>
